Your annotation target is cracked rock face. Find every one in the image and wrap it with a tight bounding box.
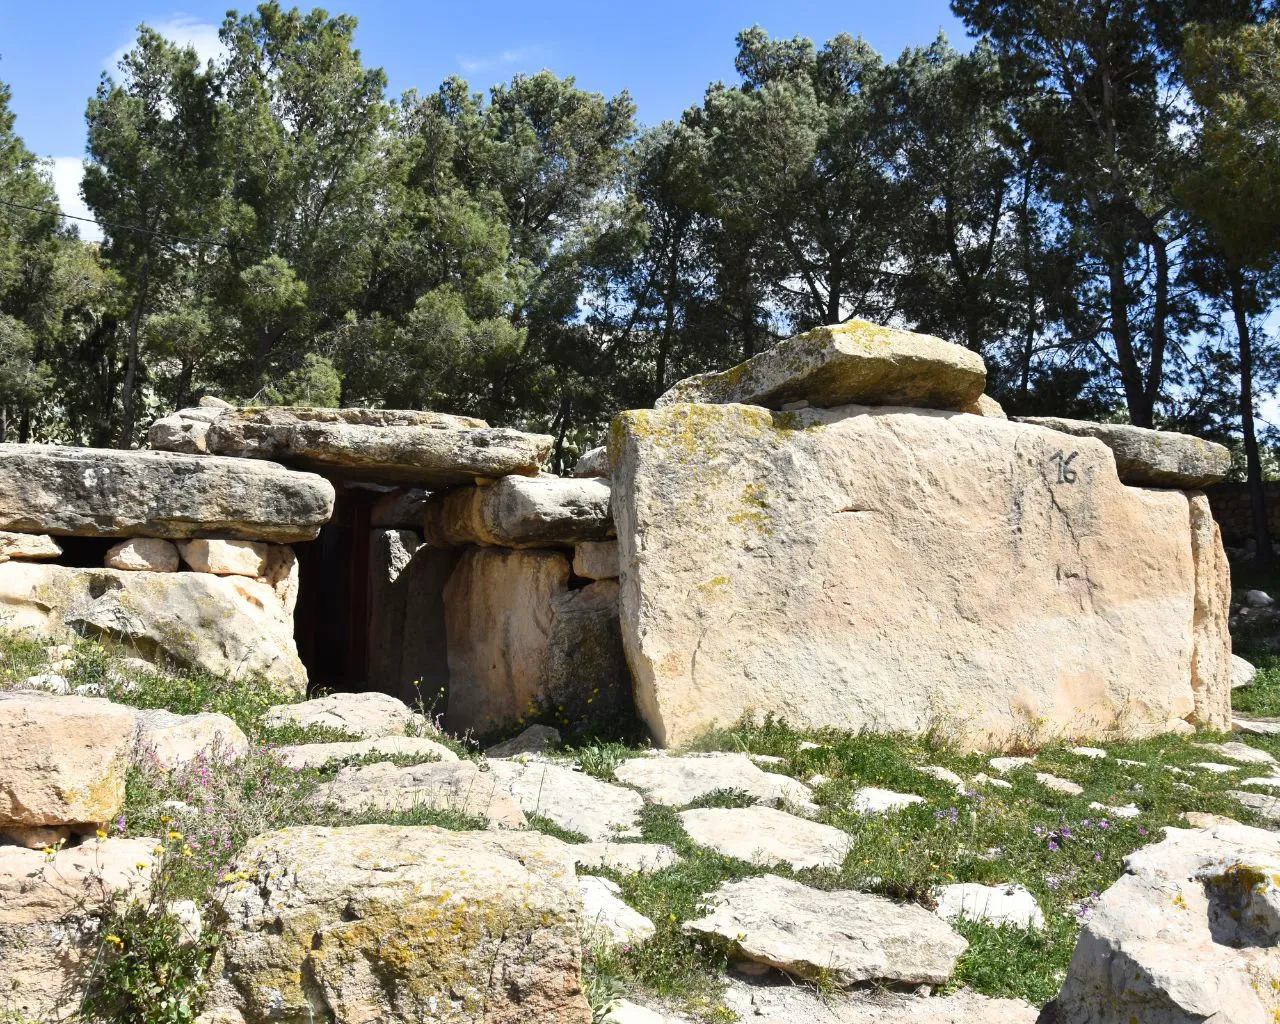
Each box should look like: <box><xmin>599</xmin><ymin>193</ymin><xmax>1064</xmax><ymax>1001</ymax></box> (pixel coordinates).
<box><xmin>611</xmin><ymin>404</ymin><xmax>1226</xmax><ymax>748</ymax></box>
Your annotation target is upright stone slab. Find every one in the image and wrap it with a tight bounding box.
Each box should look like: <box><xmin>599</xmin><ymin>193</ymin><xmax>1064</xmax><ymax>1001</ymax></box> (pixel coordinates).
<box><xmin>656</xmin><ymin>320</ymin><xmax>986</xmax><ymax>411</ymax></box>
<box><xmin>367</xmin><ymin>529</ymin><xmax>421</xmax><ymax>691</ymax></box>
<box><xmin>400</xmin><ymin>544</ymin><xmax>462</xmax><ymax>708</ymax></box>
<box><xmin>0</xmin><ymin>444</ymin><xmax>334</xmax><ymax>542</ymax></box>
<box><xmin>1017</xmin><ymin>416</ymin><xmax>1231</xmax><ymax>487</ymax></box>
<box><xmin>1189</xmin><ymin>492</ymin><xmax>1233</xmax><ymax>730</ymax></box>
<box><xmin>543</xmin><ymin>579</ymin><xmax>632</xmax><ymax>727</ymax></box>
<box><xmin>611</xmin><ymin>403</ymin><xmax>1219</xmax><ymax>748</ymax></box>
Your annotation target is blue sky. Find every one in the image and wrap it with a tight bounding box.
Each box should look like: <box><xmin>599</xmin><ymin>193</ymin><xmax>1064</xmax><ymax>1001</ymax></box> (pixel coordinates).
<box><xmin>0</xmin><ymin>0</ymin><xmax>968</xmax><ymax>234</ymax></box>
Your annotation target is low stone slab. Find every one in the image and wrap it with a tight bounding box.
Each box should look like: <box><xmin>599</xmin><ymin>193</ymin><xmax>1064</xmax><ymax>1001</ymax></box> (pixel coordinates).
<box><xmin>314</xmin><ymin>760</ymin><xmax>527</xmax><ymax>828</ymax></box>
<box><xmin>1016</xmin><ymin>416</ymin><xmax>1230</xmax><ymax>487</ymax></box>
<box><xmin>933</xmin><ymin>883</ymin><xmax>1044</xmax><ymax>930</ymax></box>
<box><xmin>1229</xmin><ymin>790</ymin><xmax>1280</xmax><ymax>823</ymax></box>
<box><xmin>1193</xmin><ymin>740</ymin><xmax>1276</xmax><ymax>765</ymax></box>
<box><xmin>134</xmin><ymin>709</ymin><xmax>249</xmax><ymax>769</ymax></box>
<box><xmin>263</xmin><ymin>691</ymin><xmax>425</xmax><ymax>739</ymax></box>
<box><xmin>677</xmin><ymin>805</ymin><xmax>849</xmax><ymax>869</ymax></box>
<box><xmin>1035</xmin><ymin>772</ymin><xmax>1084</xmax><ymax>796</ymax></box>
<box><xmin>487</xmin><ymin>724</ymin><xmax>561</xmax><ymax>758</ymax></box>
<box><xmin>424</xmin><ymin>474</ymin><xmax>613</xmax><ymax>548</ymax></box>
<box><xmin>1235</xmin><ymin>717</ymin><xmax>1280</xmax><ymax>736</ymax></box>
<box><xmin>0</xmin><ymin>530</ymin><xmax>61</xmax><ymax>563</ymax></box>
<box><xmin>572</xmin><ymin>843</ymin><xmax>682</xmax><ymax>874</ymax></box>
<box><xmin>684</xmin><ymin>875</ymin><xmax>968</xmax><ymax>987</ymax></box>
<box><xmin>480</xmin><ymin>759</ymin><xmax>644</xmax><ymax>840</ymax></box>
<box><xmin>656</xmin><ymin>319</ymin><xmax>986</xmax><ymax>412</ymax></box>
<box><xmin>851</xmin><ymin>787</ymin><xmax>925</xmax><ymax>814</ymax></box>
<box><xmin>720</xmin><ymin>979</ymin><xmax>1038</xmax><ymax>1023</ymax></box>
<box><xmin>579</xmin><ymin>875</ymin><xmax>656</xmax><ymax>948</ymax></box>
<box><xmin>274</xmin><ymin>735</ymin><xmax>458</xmax><ymax>771</ymax></box>
<box><xmin>180</xmin><ymin>406</ymin><xmax>553</xmax><ymax>487</ymax></box>
<box><xmin>0</xmin><ymin>444</ymin><xmax>334</xmax><ymax>542</ymax></box>
<box><xmin>614</xmin><ymin>753</ymin><xmax>814</xmax><ymax>808</ymax></box>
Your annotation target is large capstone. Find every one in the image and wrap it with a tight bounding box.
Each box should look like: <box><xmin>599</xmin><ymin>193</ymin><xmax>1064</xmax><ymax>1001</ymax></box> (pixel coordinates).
<box><xmin>611</xmin><ymin>403</ymin><xmax>1229</xmax><ymax>748</ymax></box>
<box><xmin>656</xmin><ymin>320</ymin><xmax>986</xmax><ymax>412</ymax></box>
<box><xmin>152</xmin><ymin>405</ymin><xmax>554</xmax><ymax>487</ymax></box>
<box><xmin>0</xmin><ymin>444</ymin><xmax>334</xmax><ymax>542</ymax></box>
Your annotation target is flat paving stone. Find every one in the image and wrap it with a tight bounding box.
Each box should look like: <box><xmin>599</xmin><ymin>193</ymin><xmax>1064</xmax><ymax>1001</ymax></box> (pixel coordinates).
<box><xmin>580</xmin><ymin>875</ymin><xmax>656</xmax><ymax>948</ymax></box>
<box><xmin>721</xmin><ymin>977</ymin><xmax>1038</xmax><ymax>1022</ymax></box>
<box><xmin>1035</xmin><ymin>772</ymin><xmax>1083</xmax><ymax>796</ymax></box>
<box><xmin>480</xmin><ymin>758</ymin><xmax>643</xmax><ymax>840</ymax></box>
<box><xmin>932</xmin><ymin>882</ymin><xmax>1044</xmax><ymax>930</ymax></box>
<box><xmin>989</xmin><ymin>757</ymin><xmax>1034</xmax><ymax>774</ymax></box>
<box><xmin>573</xmin><ymin>843</ymin><xmax>682</xmax><ymax>874</ymax></box>
<box><xmin>851</xmin><ymin>787</ymin><xmax>925</xmax><ymax>814</ymax></box>
<box><xmin>615</xmin><ymin>753</ymin><xmax>814</xmax><ymax>809</ymax></box>
<box><xmin>274</xmin><ymin>735</ymin><xmax>457</xmax><ymax>770</ymax></box>
<box><xmin>1193</xmin><ymin>741</ymin><xmax>1276</xmax><ymax>766</ymax></box>
<box><xmin>677</xmin><ymin>805</ymin><xmax>850</xmax><ymax>870</ymax></box>
<box><xmin>1229</xmin><ymin>790</ymin><xmax>1280</xmax><ymax>823</ymax></box>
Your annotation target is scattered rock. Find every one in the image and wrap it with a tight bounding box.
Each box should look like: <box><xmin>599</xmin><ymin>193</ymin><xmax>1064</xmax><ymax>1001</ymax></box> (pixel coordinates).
<box><xmin>1233</xmin><ymin>654</ymin><xmax>1258</xmax><ymax>690</ymax></box>
<box><xmin>1246</xmin><ymin>589</ymin><xmax>1275</xmax><ymax>608</ymax></box>
<box><xmin>1234</xmin><ymin>717</ymin><xmax>1280</xmax><ymax>736</ymax></box>
<box><xmin>274</xmin><ymin>735</ymin><xmax>458</xmax><ymax>771</ymax></box>
<box><xmin>0</xmin><ymin>443</ymin><xmax>335</xmax><ymax>542</ymax></box>
<box><xmin>205</xmin><ymin>825</ymin><xmax>591</xmax><ymax>1023</ymax></box>
<box><xmin>104</xmin><ymin>537</ymin><xmax>180</xmax><ymax>572</ymax></box>
<box><xmin>676</xmin><ymin>806</ymin><xmax>850</xmax><ymax>870</ymax></box>
<box><xmin>1088</xmin><ymin>802</ymin><xmax>1141</xmax><ymax>819</ymax></box>
<box><xmin>579</xmin><ymin>875</ymin><xmax>656</xmax><ymax>948</ymax></box>
<box><xmin>1192</xmin><ymin>740</ymin><xmax>1276</xmax><ymax>766</ymax></box>
<box><xmin>684</xmin><ymin>874</ymin><xmax>968</xmax><ymax>987</ymax></box>
<box><xmin>1240</xmin><ymin>776</ymin><xmax>1280</xmax><ymax>789</ymax></box>
<box><xmin>918</xmin><ymin>765</ymin><xmax>965</xmax><ymax>789</ymax></box>
<box><xmin>133</xmin><ymin>709</ymin><xmax>249</xmax><ymax>769</ymax></box>
<box><xmin>1052</xmin><ymin>823</ymin><xmax>1280</xmax><ymax>1023</ymax></box>
<box><xmin>851</xmin><ymin>787</ymin><xmax>926</xmax><ymax>814</ymax></box>
<box><xmin>481</xmin><ymin>759</ymin><xmax>643</xmax><ymax>840</ymax></box>
<box><xmin>1035</xmin><ymin>772</ymin><xmax>1084</xmax><ymax>796</ymax></box>
<box><xmin>177</xmin><ymin>538</ymin><xmax>269</xmax><ymax>577</ymax></box>
<box><xmin>1067</xmin><ymin>746</ymin><xmax>1107</xmax><ymax>759</ymax></box>
<box><xmin>0</xmin><ymin>530</ymin><xmax>61</xmax><ymax>563</ymax></box>
<box><xmin>167</xmin><ymin>898</ymin><xmax>204</xmax><ymax>947</ymax></box>
<box><xmin>657</xmin><ymin>319</ymin><xmax>986</xmax><ymax>412</ymax></box>
<box><xmin>1182</xmin><ymin>811</ymin><xmax>1240</xmax><ymax>828</ymax></box>
<box><xmin>487</xmin><ymin>724</ymin><xmax>562</xmax><ymax>758</ymax></box>
<box><xmin>932</xmin><ymin>883</ymin><xmax>1044</xmax><ymax>930</ymax></box>
<box><xmin>0</xmin><ymin>692</ymin><xmax>137</xmax><ymax>832</ymax></box>
<box><xmin>572</xmin><ymin>843</ymin><xmax>682</xmax><ymax>874</ymax></box>
<box><xmin>614</xmin><ymin>753</ymin><xmax>813</xmax><ymax>808</ymax></box>
<box><xmin>1191</xmin><ymin>762</ymin><xmax>1240</xmax><ymax>774</ymax></box>
<box><xmin>1230</xmin><ymin>790</ymin><xmax>1280</xmax><ymax>822</ymax></box>
<box><xmin>16</xmin><ymin>672</ymin><xmax>69</xmax><ymax>694</ymax></box>
<box><xmin>263</xmin><ymin>691</ymin><xmax>425</xmax><ymax>740</ymax></box>
<box><xmin>1016</xmin><ymin>417</ymin><xmax>1231</xmax><ymax>487</ymax></box>
<box><xmin>972</xmin><ymin>772</ymin><xmax>1012</xmax><ymax>790</ymax></box>
<box><xmin>424</xmin><ymin>474</ymin><xmax>613</xmax><ymax>548</ymax></box>
<box><xmin>989</xmin><ymin>757</ymin><xmax>1035</xmax><ymax>774</ymax></box>
<box><xmin>314</xmin><ymin>760</ymin><xmax>527</xmax><ymax>828</ymax></box>
<box><xmin>572</xmin><ymin>445</ymin><xmax>611</xmax><ymax>478</ymax></box>
<box><xmin>572</xmin><ymin>539</ymin><xmax>619</xmax><ymax>580</ymax></box>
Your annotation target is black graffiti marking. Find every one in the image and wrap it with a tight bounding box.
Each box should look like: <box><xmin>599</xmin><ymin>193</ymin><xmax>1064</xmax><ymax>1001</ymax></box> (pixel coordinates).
<box><xmin>1050</xmin><ymin>449</ymin><xmax>1079</xmax><ymax>485</ymax></box>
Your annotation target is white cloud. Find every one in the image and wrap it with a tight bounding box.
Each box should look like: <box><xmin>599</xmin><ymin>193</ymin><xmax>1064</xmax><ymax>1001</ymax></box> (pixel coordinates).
<box><xmin>105</xmin><ymin>16</ymin><xmax>225</xmax><ymax>76</ymax></box>
<box><xmin>47</xmin><ymin>157</ymin><xmax>102</xmax><ymax>243</ymax></box>
<box><xmin>458</xmin><ymin>45</ymin><xmax>546</xmax><ymax>76</ymax></box>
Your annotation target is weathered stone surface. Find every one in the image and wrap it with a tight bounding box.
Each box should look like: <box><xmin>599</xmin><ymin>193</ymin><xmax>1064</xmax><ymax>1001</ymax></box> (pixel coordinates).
<box><xmin>1229</xmin><ymin>789</ymin><xmax>1280</xmax><ymax>822</ymax></box>
<box><xmin>399</xmin><ymin>544</ymin><xmax>461</xmax><ymax>708</ymax></box>
<box><xmin>193</xmin><ymin>406</ymin><xmax>552</xmax><ymax>487</ymax></box>
<box><xmin>0</xmin><ymin>838</ymin><xmax>157</xmax><ymax>1022</ymax></box>
<box><xmin>1017</xmin><ymin>416</ymin><xmax>1231</xmax><ymax>487</ymax></box>
<box><xmin>573</xmin><ymin>539</ymin><xmax>619</xmax><ymax>580</ymax></box>
<box><xmin>657</xmin><ymin>320</ymin><xmax>986</xmax><ymax>412</ymax></box>
<box><xmin>274</xmin><ymin>735</ymin><xmax>458</xmax><ymax>771</ymax></box>
<box><xmin>1035</xmin><ymin>772</ymin><xmax>1084</xmax><ymax>796</ymax></box>
<box><xmin>614</xmin><ymin>752</ymin><xmax>814</xmax><ymax>808</ymax></box>
<box><xmin>315</xmin><ymin>760</ymin><xmax>527</xmax><ymax>828</ymax></box>
<box><xmin>0</xmin><ymin>530</ymin><xmax>61</xmax><ymax>563</ymax></box>
<box><xmin>105</xmin><ymin>537</ymin><xmax>180</xmax><ymax>572</ymax></box>
<box><xmin>1188</xmin><ymin>492</ymin><xmax>1233</xmax><ymax>730</ymax></box>
<box><xmin>851</xmin><ymin>787</ymin><xmax>925</xmax><ymax>814</ymax></box>
<box><xmin>572</xmin><ymin>843</ymin><xmax>682</xmax><ymax>874</ymax></box>
<box><xmin>612</xmin><ymin>403</ymin><xmax>1216</xmax><ymax>748</ymax></box>
<box><xmin>0</xmin><ymin>692</ymin><xmax>136</xmax><ymax>831</ymax></box>
<box><xmin>147</xmin><ymin>405</ymin><xmax>222</xmax><ymax>454</ymax></box>
<box><xmin>443</xmin><ymin>547</ymin><xmax>570</xmax><ymax>734</ymax></box>
<box><xmin>544</xmin><ymin>579</ymin><xmax>632</xmax><ymax>727</ymax></box>
<box><xmin>178</xmin><ymin>538</ymin><xmax>269</xmax><ymax>577</ymax></box>
<box><xmin>371</xmin><ymin>487</ymin><xmax>429</xmax><ymax>528</ymax></box>
<box><xmin>1193</xmin><ymin>740</ymin><xmax>1275</xmax><ymax>765</ymax></box>
<box><xmin>0</xmin><ymin>444</ymin><xmax>335</xmax><ymax>542</ymax></box>
<box><xmin>1235</xmin><ymin>717</ymin><xmax>1280</xmax><ymax>736</ymax></box>
<box><xmin>963</xmin><ymin>393</ymin><xmax>1007</xmax><ymax>419</ymax></box>
<box><xmin>573</xmin><ymin>445</ymin><xmax>611</xmax><ymax>478</ymax></box>
<box><xmin>367</xmin><ymin>529</ymin><xmax>421</xmax><ymax>692</ymax></box>
<box><xmin>134</xmin><ymin>709</ymin><xmax>249</xmax><ymax>769</ymax></box>
<box><xmin>677</xmin><ymin>806</ymin><xmax>849</xmax><ymax>870</ymax></box>
<box><xmin>480</xmin><ymin>758</ymin><xmax>643</xmax><ymax>840</ymax></box>
<box><xmin>579</xmin><ymin>875</ymin><xmax>656</xmax><ymax>948</ymax></box>
<box><xmin>487</xmin><ymin>723</ymin><xmax>561</xmax><ymax>757</ymax></box>
<box><xmin>933</xmin><ymin>883</ymin><xmax>1044</xmax><ymax>930</ymax></box>
<box><xmin>1234</xmin><ymin>654</ymin><xmax>1258</xmax><ymax>689</ymax></box>
<box><xmin>263</xmin><ymin>691</ymin><xmax>425</xmax><ymax>739</ymax></box>
<box><xmin>684</xmin><ymin>875</ymin><xmax>968</xmax><ymax>987</ymax></box>
<box><xmin>206</xmin><ymin>825</ymin><xmax>591</xmax><ymax>1024</ymax></box>
<box><xmin>720</xmin><ymin>978</ymin><xmax>1038</xmax><ymax>1023</ymax></box>
<box><xmin>1053</xmin><ymin>823</ymin><xmax>1280</xmax><ymax>1024</ymax></box>
<box><xmin>424</xmin><ymin>475</ymin><xmax>613</xmax><ymax>548</ymax></box>
<box><xmin>0</xmin><ymin>563</ymin><xmax>307</xmax><ymax>691</ymax></box>
<box><xmin>261</xmin><ymin>544</ymin><xmax>299</xmax><ymax>616</ymax></box>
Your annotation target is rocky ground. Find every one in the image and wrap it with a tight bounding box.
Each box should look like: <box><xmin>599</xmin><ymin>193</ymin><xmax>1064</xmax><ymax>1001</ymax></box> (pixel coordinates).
<box><xmin>3</xmin><ymin>603</ymin><xmax>1280</xmax><ymax>1023</ymax></box>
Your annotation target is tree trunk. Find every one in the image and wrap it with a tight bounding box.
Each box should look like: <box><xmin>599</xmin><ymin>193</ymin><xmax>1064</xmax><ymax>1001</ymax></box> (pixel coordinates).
<box><xmin>1107</xmin><ymin>247</ymin><xmax>1149</xmax><ymax>426</ymax></box>
<box><xmin>1229</xmin><ymin>261</ymin><xmax>1272</xmax><ymax>566</ymax></box>
<box><xmin>119</xmin><ymin>257</ymin><xmax>150</xmax><ymax>449</ymax></box>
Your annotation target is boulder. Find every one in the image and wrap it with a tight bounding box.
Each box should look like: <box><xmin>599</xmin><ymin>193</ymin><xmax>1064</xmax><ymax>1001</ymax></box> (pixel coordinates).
<box><xmin>1016</xmin><ymin>416</ymin><xmax>1231</xmax><ymax>487</ymax></box>
<box><xmin>543</xmin><ymin>579</ymin><xmax>632</xmax><ymax>728</ymax></box>
<box><xmin>683</xmin><ymin>874</ymin><xmax>968</xmax><ymax>987</ymax></box>
<box><xmin>611</xmin><ymin>403</ymin><xmax>1222</xmax><ymax>748</ymax></box>
<box><xmin>263</xmin><ymin>691</ymin><xmax>425</xmax><ymax>739</ymax></box>
<box><xmin>579</xmin><ymin>875</ymin><xmax>655</xmax><ymax>948</ymax></box>
<box><xmin>424</xmin><ymin>475</ymin><xmax>613</xmax><ymax>548</ymax></box>
<box><xmin>1052</xmin><ymin>823</ymin><xmax>1280</xmax><ymax>1023</ymax></box>
<box><xmin>273</xmin><ymin>735</ymin><xmax>457</xmax><ymax>771</ymax></box>
<box><xmin>572</xmin><ymin>843</ymin><xmax>682</xmax><ymax>874</ymax></box>
<box><xmin>133</xmin><ymin>709</ymin><xmax>250</xmax><ymax>769</ymax></box>
<box><xmin>656</xmin><ymin>320</ymin><xmax>986</xmax><ymax>412</ymax></box>
<box><xmin>479</xmin><ymin>759</ymin><xmax>643</xmax><ymax>840</ymax></box>
<box><xmin>1234</xmin><ymin>654</ymin><xmax>1259</xmax><ymax>689</ymax></box>
<box><xmin>572</xmin><ymin>540</ymin><xmax>618</xmax><ymax>580</ymax></box>
<box><xmin>147</xmin><ymin>404</ymin><xmax>223</xmax><ymax>454</ymax></box>
<box><xmin>178</xmin><ymin>538</ymin><xmax>269</xmax><ymax>577</ymax></box>
<box><xmin>205</xmin><ymin>825</ymin><xmax>591</xmax><ymax>1023</ymax></box>
<box><xmin>105</xmin><ymin>537</ymin><xmax>180</xmax><ymax>572</ymax></box>
<box><xmin>191</xmin><ymin>406</ymin><xmax>553</xmax><ymax>487</ymax></box>
<box><xmin>1246</xmin><ymin>589</ymin><xmax>1274</xmax><ymax>608</ymax></box>
<box><xmin>314</xmin><ymin>760</ymin><xmax>527</xmax><ymax>828</ymax></box>
<box><xmin>0</xmin><ymin>692</ymin><xmax>138</xmax><ymax>831</ymax></box>
<box><xmin>573</xmin><ymin>445</ymin><xmax>611</xmax><ymax>478</ymax></box>
<box><xmin>0</xmin><ymin>838</ymin><xmax>157</xmax><ymax>1022</ymax></box>
<box><xmin>442</xmin><ymin>547</ymin><xmax>570</xmax><ymax>734</ymax></box>
<box><xmin>0</xmin><ymin>562</ymin><xmax>307</xmax><ymax>692</ymax></box>
<box><xmin>614</xmin><ymin>753</ymin><xmax>814</xmax><ymax>808</ymax></box>
<box><xmin>0</xmin><ymin>530</ymin><xmax>61</xmax><ymax>563</ymax></box>
<box><xmin>963</xmin><ymin>393</ymin><xmax>1007</xmax><ymax>419</ymax></box>
<box><xmin>0</xmin><ymin>444</ymin><xmax>334</xmax><ymax>542</ymax></box>
<box><xmin>487</xmin><ymin>724</ymin><xmax>561</xmax><ymax>757</ymax></box>
<box><xmin>932</xmin><ymin>882</ymin><xmax>1044</xmax><ymax>930</ymax></box>
<box><xmin>677</xmin><ymin>806</ymin><xmax>850</xmax><ymax>870</ymax></box>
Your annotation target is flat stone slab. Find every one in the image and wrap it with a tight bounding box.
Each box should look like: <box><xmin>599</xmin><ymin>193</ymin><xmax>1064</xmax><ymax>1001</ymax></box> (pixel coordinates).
<box><xmin>932</xmin><ymin>882</ymin><xmax>1044</xmax><ymax>929</ymax></box>
<box><xmin>614</xmin><ymin>753</ymin><xmax>814</xmax><ymax>808</ymax></box>
<box><xmin>480</xmin><ymin>759</ymin><xmax>644</xmax><ymax>840</ymax></box>
<box><xmin>579</xmin><ymin>875</ymin><xmax>656</xmax><ymax>948</ymax></box>
<box><xmin>572</xmin><ymin>843</ymin><xmax>682</xmax><ymax>874</ymax></box>
<box><xmin>851</xmin><ymin>786</ymin><xmax>925</xmax><ymax>814</ymax></box>
<box><xmin>0</xmin><ymin>531</ymin><xmax>60</xmax><ymax>563</ymax></box>
<box><xmin>159</xmin><ymin>405</ymin><xmax>554</xmax><ymax>487</ymax></box>
<box><xmin>486</xmin><ymin>724</ymin><xmax>561</xmax><ymax>758</ymax></box>
<box><xmin>720</xmin><ymin>978</ymin><xmax>1038</xmax><ymax>1023</ymax></box>
<box><xmin>684</xmin><ymin>874</ymin><xmax>968</xmax><ymax>987</ymax></box>
<box><xmin>677</xmin><ymin>805</ymin><xmax>850</xmax><ymax>869</ymax></box>
<box><xmin>1193</xmin><ymin>741</ymin><xmax>1276</xmax><ymax>766</ymax></box>
<box><xmin>1229</xmin><ymin>790</ymin><xmax>1280</xmax><ymax>822</ymax></box>
<box><xmin>273</xmin><ymin>735</ymin><xmax>458</xmax><ymax>770</ymax></box>
<box><xmin>263</xmin><ymin>692</ymin><xmax>426</xmax><ymax>739</ymax></box>
<box><xmin>133</xmin><ymin>709</ymin><xmax>249</xmax><ymax>769</ymax></box>
<box><xmin>0</xmin><ymin>443</ymin><xmax>334</xmax><ymax>542</ymax></box>
<box><xmin>1016</xmin><ymin>416</ymin><xmax>1230</xmax><ymax>487</ymax></box>
<box><xmin>1035</xmin><ymin>772</ymin><xmax>1084</xmax><ymax>796</ymax></box>
<box><xmin>1235</xmin><ymin>717</ymin><xmax>1280</xmax><ymax>736</ymax></box>
<box><xmin>314</xmin><ymin>760</ymin><xmax>527</xmax><ymax>828</ymax></box>
<box><xmin>656</xmin><ymin>319</ymin><xmax>986</xmax><ymax>412</ymax></box>
<box><xmin>424</xmin><ymin>474</ymin><xmax>613</xmax><ymax>548</ymax></box>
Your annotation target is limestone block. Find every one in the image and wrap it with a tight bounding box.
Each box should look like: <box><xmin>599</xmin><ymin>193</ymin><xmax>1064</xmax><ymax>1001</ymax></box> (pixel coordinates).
<box><xmin>367</xmin><ymin>529</ymin><xmax>421</xmax><ymax>691</ymax></box>
<box><xmin>314</xmin><ymin>761</ymin><xmax>526</xmax><ymax>828</ymax></box>
<box><xmin>261</xmin><ymin>544</ymin><xmax>298</xmax><ymax>615</ymax></box>
<box><xmin>370</xmin><ymin>487</ymin><xmax>428</xmax><ymax>528</ymax></box>
<box><xmin>424</xmin><ymin>474</ymin><xmax>613</xmax><ymax>548</ymax></box>
<box><xmin>614</xmin><ymin>752</ymin><xmax>814</xmax><ymax>808</ymax></box>
<box><xmin>147</xmin><ymin>405</ymin><xmax>222</xmax><ymax>454</ymax></box>
<box><xmin>579</xmin><ymin>876</ymin><xmax>655</xmax><ymax>948</ymax></box>
<box><xmin>133</xmin><ymin>709</ymin><xmax>250</xmax><ymax>769</ymax></box>
<box><xmin>677</xmin><ymin>806</ymin><xmax>849</xmax><ymax>870</ymax></box>
<box><xmin>178</xmin><ymin>538</ymin><xmax>270</xmax><ymax>577</ymax></box>
<box><xmin>1189</xmin><ymin>492</ymin><xmax>1233</xmax><ymax>730</ymax></box>
<box><xmin>0</xmin><ymin>530</ymin><xmax>61</xmax><ymax>563</ymax></box>
<box><xmin>933</xmin><ymin>882</ymin><xmax>1044</xmax><ymax>929</ymax></box>
<box><xmin>573</xmin><ymin>445</ymin><xmax>611</xmax><ymax>478</ymax></box>
<box><xmin>263</xmin><ymin>691</ymin><xmax>425</xmax><ymax>739</ymax></box>
<box><xmin>273</xmin><ymin>735</ymin><xmax>457</xmax><ymax>771</ymax></box>
<box><xmin>105</xmin><ymin>537</ymin><xmax>180</xmax><ymax>572</ymax></box>
<box><xmin>573</xmin><ymin>540</ymin><xmax>619</xmax><ymax>579</ymax></box>
<box><xmin>479</xmin><ymin>759</ymin><xmax>644</xmax><ymax>840</ymax></box>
